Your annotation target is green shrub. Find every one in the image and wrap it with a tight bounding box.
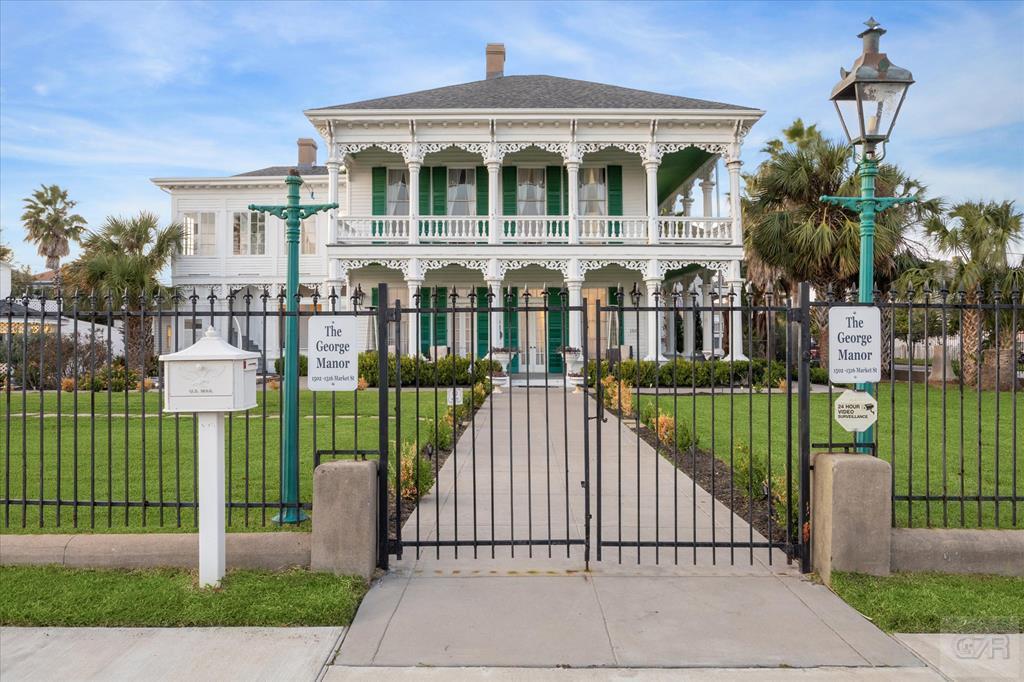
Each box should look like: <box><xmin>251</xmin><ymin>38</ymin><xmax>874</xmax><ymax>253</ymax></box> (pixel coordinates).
<box><xmin>809</xmin><ymin>367</ymin><xmax>829</xmax><ymax>385</ymax></box>
<box><xmin>674</xmin><ymin>417</ymin><xmax>698</xmax><ymax>450</ymax></box>
<box><xmin>394</xmin><ymin>439</ymin><xmax>436</xmax><ymax>501</ymax></box>
<box><xmin>731</xmin><ymin>444</ymin><xmax>768</xmax><ymax>495</ymax></box>
<box><xmin>87</xmin><ymin>364</ymin><xmax>139</xmax><ymax>392</ymax></box>
<box><xmin>358</xmin><ymin>351</ymin><xmax>500</xmax><ymax>387</ymax></box>
<box><xmin>273</xmin><ymin>354</ymin><xmax>308</xmax><ymax>377</ymax></box>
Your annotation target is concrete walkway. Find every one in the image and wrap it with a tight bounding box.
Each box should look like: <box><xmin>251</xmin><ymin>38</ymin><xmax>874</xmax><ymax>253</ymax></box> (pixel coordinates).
<box><xmin>332</xmin><ymin>389</ymin><xmax>924</xmax><ymax>671</ymax></box>
<box><xmin>0</xmin><ymin>627</ymin><xmax>344</xmax><ymax>681</ymax></box>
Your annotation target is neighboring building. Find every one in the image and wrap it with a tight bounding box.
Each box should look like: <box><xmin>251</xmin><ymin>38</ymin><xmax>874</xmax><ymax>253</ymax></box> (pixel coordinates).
<box><xmin>154</xmin><ymin>45</ymin><xmax>762</xmax><ymax>371</ymax></box>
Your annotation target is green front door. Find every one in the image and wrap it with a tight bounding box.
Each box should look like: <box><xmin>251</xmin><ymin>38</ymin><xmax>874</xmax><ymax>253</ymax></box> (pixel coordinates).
<box><xmin>546</xmin><ymin>287</ymin><xmax>565</xmax><ymax>374</ymax></box>
<box><xmin>503</xmin><ymin>286</ymin><xmax>519</xmax><ymax>372</ymax></box>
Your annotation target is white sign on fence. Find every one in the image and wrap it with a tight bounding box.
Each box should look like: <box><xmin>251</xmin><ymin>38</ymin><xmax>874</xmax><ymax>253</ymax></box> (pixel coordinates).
<box><xmin>447</xmin><ymin>387</ymin><xmax>464</xmax><ymax>406</ymax></box>
<box><xmin>833</xmin><ymin>389</ymin><xmax>878</xmax><ymax>432</ymax></box>
<box><xmin>829</xmin><ymin>306</ymin><xmax>881</xmax><ymax>384</ymax></box>
<box><xmin>307</xmin><ymin>317</ymin><xmax>360</xmax><ymax>391</ymax></box>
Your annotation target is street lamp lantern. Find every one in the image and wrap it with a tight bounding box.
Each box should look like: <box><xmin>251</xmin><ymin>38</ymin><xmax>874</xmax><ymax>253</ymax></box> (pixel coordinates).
<box><xmin>829</xmin><ymin>18</ymin><xmax>914</xmax><ymax>153</ymax></box>
<box><xmin>821</xmin><ymin>18</ymin><xmax>917</xmax><ymax>453</ymax></box>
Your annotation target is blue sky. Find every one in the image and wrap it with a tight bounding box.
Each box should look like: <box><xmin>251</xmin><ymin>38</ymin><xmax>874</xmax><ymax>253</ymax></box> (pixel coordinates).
<box><xmin>1</xmin><ymin>0</ymin><xmax>1022</xmax><ymax>270</ymax></box>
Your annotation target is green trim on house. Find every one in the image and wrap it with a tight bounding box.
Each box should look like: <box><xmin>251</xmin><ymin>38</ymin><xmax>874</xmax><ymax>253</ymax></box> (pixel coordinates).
<box><xmin>547</xmin><ymin>287</ymin><xmax>565</xmax><ymax>374</ymax></box>
<box><xmin>503</xmin><ymin>286</ymin><xmax>519</xmax><ymax>372</ymax></box>
<box><xmin>476</xmin><ymin>286</ymin><xmax>489</xmax><ymax>358</ymax></box>
<box><xmin>502</xmin><ymin>165</ymin><xmax>517</xmax><ymax>237</ymax></box>
<box><xmin>657</xmin><ymin>148</ymin><xmax>712</xmax><ymax>205</ymax></box>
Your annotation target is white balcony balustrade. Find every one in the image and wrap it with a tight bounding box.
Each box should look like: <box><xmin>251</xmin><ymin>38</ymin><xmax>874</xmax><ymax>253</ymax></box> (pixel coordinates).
<box><xmin>501</xmin><ymin>217</ymin><xmax>570</xmax><ymax>243</ymax></box>
<box><xmin>418</xmin><ymin>217</ymin><xmax>489</xmax><ymax>242</ymax></box>
<box><xmin>337</xmin><ymin>216</ymin><xmax>409</xmax><ymax>242</ymax></box>
<box><xmin>658</xmin><ymin>217</ymin><xmax>732</xmax><ymax>243</ymax></box>
<box><xmin>578</xmin><ymin>216</ymin><xmax>647</xmax><ymax>243</ymax></box>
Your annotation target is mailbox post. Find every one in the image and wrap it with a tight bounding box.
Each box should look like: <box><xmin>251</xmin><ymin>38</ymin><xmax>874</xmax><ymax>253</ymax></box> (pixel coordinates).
<box><xmin>160</xmin><ymin>327</ymin><xmax>259</xmax><ymax>587</ymax></box>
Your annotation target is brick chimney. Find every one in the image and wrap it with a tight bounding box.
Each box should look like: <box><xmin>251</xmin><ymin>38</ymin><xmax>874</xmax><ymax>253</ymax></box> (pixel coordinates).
<box><xmin>486</xmin><ymin>43</ymin><xmax>505</xmax><ymax>80</ymax></box>
<box><xmin>297</xmin><ymin>138</ymin><xmax>317</xmax><ymax>168</ymax></box>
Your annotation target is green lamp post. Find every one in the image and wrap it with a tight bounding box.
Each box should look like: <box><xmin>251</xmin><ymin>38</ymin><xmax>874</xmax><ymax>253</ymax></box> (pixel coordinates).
<box><xmin>821</xmin><ymin>18</ymin><xmax>916</xmax><ymax>450</ymax></box>
<box><xmin>250</xmin><ymin>170</ymin><xmax>337</xmax><ymax>522</ymax></box>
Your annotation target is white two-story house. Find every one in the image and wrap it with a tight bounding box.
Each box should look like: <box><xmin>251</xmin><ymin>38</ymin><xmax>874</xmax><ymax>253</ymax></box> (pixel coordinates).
<box><xmin>154</xmin><ymin>44</ymin><xmax>762</xmax><ymax>373</ymax></box>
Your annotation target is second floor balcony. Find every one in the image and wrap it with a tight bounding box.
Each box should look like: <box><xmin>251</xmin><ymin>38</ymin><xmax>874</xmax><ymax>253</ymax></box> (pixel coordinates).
<box><xmin>334</xmin><ymin>214</ymin><xmax>734</xmax><ymax>246</ymax></box>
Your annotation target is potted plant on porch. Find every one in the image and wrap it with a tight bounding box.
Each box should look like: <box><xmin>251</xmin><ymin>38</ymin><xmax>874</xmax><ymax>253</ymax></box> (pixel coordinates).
<box><xmin>560</xmin><ymin>346</ymin><xmax>584</xmax><ymax>390</ymax></box>
<box><xmin>489</xmin><ymin>346</ymin><xmax>517</xmax><ymax>391</ymax></box>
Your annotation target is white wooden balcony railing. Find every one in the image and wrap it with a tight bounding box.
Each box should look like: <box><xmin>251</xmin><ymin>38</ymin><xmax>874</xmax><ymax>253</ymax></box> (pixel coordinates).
<box><xmin>334</xmin><ymin>215</ymin><xmax>735</xmax><ymax>245</ymax></box>
<box><xmin>658</xmin><ymin>217</ymin><xmax>732</xmax><ymax>243</ymax></box>
<box><xmin>501</xmin><ymin>217</ymin><xmax>570</xmax><ymax>243</ymax></box>
<box><xmin>579</xmin><ymin>217</ymin><xmax>648</xmax><ymax>243</ymax></box>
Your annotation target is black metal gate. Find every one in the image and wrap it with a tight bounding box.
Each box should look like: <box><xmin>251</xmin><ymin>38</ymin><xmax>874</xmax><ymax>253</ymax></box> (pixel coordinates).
<box><xmin>371</xmin><ymin>282</ymin><xmax>814</xmax><ymax>571</ymax></box>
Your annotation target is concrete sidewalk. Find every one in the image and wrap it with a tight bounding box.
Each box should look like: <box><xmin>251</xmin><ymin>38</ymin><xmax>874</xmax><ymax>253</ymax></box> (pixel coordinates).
<box><xmin>332</xmin><ymin>389</ymin><xmax>924</xmax><ymax>672</ymax></box>
<box><xmin>0</xmin><ymin>627</ymin><xmax>344</xmax><ymax>681</ymax></box>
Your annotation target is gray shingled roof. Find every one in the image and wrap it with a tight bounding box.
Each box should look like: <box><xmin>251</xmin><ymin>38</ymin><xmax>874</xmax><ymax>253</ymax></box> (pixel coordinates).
<box><xmin>321</xmin><ymin>75</ymin><xmax>754</xmax><ymax>111</ymax></box>
<box><xmin>234</xmin><ymin>165</ymin><xmax>328</xmax><ymax>178</ymax></box>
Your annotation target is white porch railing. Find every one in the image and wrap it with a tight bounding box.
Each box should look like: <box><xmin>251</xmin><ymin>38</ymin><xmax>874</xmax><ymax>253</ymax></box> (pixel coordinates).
<box><xmin>337</xmin><ymin>216</ymin><xmax>409</xmax><ymax>242</ymax></box>
<box><xmin>418</xmin><ymin>217</ymin><xmax>489</xmax><ymax>242</ymax></box>
<box><xmin>659</xmin><ymin>217</ymin><xmax>733</xmax><ymax>243</ymax></box>
<box><xmin>501</xmin><ymin>217</ymin><xmax>570</xmax><ymax>243</ymax></box>
<box><xmin>578</xmin><ymin>216</ymin><xmax>648</xmax><ymax>243</ymax></box>
<box><xmin>334</xmin><ymin>215</ymin><xmax>735</xmax><ymax>245</ymax></box>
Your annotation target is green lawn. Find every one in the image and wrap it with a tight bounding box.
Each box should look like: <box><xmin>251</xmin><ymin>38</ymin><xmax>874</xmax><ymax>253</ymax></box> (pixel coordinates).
<box><xmin>638</xmin><ymin>383</ymin><xmax>1023</xmax><ymax>529</ymax></box>
<box><xmin>1</xmin><ymin>388</ymin><xmax>451</xmax><ymax>532</ymax></box>
<box><xmin>0</xmin><ymin>565</ymin><xmax>367</xmax><ymax>626</ymax></box>
<box><xmin>830</xmin><ymin>572</ymin><xmax>1024</xmax><ymax>633</ymax></box>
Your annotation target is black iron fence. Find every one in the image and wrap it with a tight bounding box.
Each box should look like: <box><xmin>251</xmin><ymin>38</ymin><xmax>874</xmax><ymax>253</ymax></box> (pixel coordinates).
<box><xmin>1</xmin><ymin>283</ymin><xmax>1020</xmax><ymax>562</ymax></box>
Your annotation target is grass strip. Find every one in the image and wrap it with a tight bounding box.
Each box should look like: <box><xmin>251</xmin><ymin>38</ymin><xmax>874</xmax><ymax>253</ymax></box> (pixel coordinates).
<box><xmin>830</xmin><ymin>571</ymin><xmax>1024</xmax><ymax>633</ymax></box>
<box><xmin>0</xmin><ymin>565</ymin><xmax>368</xmax><ymax>627</ymax></box>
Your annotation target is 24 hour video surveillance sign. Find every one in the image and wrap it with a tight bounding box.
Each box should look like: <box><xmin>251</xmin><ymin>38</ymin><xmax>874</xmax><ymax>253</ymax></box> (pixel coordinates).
<box><xmin>307</xmin><ymin>317</ymin><xmax>361</xmax><ymax>391</ymax></box>
<box><xmin>828</xmin><ymin>306</ymin><xmax>881</xmax><ymax>384</ymax></box>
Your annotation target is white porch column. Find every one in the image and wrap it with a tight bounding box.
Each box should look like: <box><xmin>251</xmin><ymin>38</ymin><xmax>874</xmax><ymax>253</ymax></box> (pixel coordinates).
<box><xmin>566</xmin><ymin>258</ymin><xmax>583</xmax><ymax>351</ymax></box>
<box><xmin>566</xmin><ymin>158</ymin><xmax>580</xmax><ymax>245</ymax></box>
<box><xmin>343</xmin><ymin>157</ymin><xmax>353</xmax><ymax>217</ymax></box>
<box><xmin>406</xmin><ymin>278</ymin><xmax>423</xmax><ymax>356</ymax></box>
<box><xmin>644</xmin><ymin>278</ymin><xmax>664</xmax><ymax>361</ymax></box>
<box><xmin>486</xmin><ymin>278</ymin><xmax>503</xmax><ymax>350</ymax></box>
<box><xmin>644</xmin><ymin>155</ymin><xmax>661</xmax><ymax>245</ymax></box>
<box><xmin>682</xmin><ymin>282</ymin><xmax>696</xmax><ymax>358</ymax></box>
<box><xmin>723</xmin><ymin>261</ymin><xmax>748</xmax><ymax>361</ymax></box>
<box><xmin>727</xmin><ymin>152</ymin><xmax>743</xmax><ymax>247</ymax></box>
<box><xmin>407</xmin><ymin>160</ymin><xmax>422</xmax><ymax>245</ymax></box>
<box><xmin>700</xmin><ymin>278</ymin><xmax>713</xmax><ymax>358</ymax></box>
<box><xmin>682</xmin><ymin>182</ymin><xmax>695</xmax><ymax>217</ymax></box>
<box><xmin>326</xmin><ymin>159</ymin><xmax>341</xmax><ymax>243</ymax></box>
<box><xmin>487</xmin><ymin>151</ymin><xmax>501</xmax><ymax>245</ymax></box>
<box><xmin>701</xmin><ymin>169</ymin><xmax>715</xmax><ymax>217</ymax></box>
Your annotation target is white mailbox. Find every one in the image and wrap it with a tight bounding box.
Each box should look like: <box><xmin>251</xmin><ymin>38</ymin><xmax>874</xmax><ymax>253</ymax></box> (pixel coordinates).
<box><xmin>159</xmin><ymin>327</ymin><xmax>259</xmax><ymax>587</ymax></box>
<box><xmin>160</xmin><ymin>327</ymin><xmax>259</xmax><ymax>413</ymax></box>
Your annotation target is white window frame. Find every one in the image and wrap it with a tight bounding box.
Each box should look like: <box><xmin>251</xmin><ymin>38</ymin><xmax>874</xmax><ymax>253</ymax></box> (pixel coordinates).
<box><xmin>180</xmin><ymin>212</ymin><xmax>216</xmax><ymax>256</ymax></box>
<box><xmin>516</xmin><ymin>167</ymin><xmax>547</xmax><ymax>216</ymax></box>
<box><xmin>446</xmin><ymin>167</ymin><xmax>476</xmax><ymax>216</ymax></box>
<box><xmin>578</xmin><ymin>166</ymin><xmax>608</xmax><ymax>217</ymax></box>
<box><xmin>387</xmin><ymin>168</ymin><xmax>409</xmax><ymax>216</ymax></box>
<box><xmin>232</xmin><ymin>211</ymin><xmax>266</xmax><ymax>256</ymax></box>
<box><xmin>300</xmin><ymin>218</ymin><xmax>317</xmax><ymax>255</ymax></box>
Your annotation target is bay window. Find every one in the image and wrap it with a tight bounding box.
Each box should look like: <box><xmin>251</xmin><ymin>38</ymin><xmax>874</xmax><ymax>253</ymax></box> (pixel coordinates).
<box><xmin>180</xmin><ymin>212</ymin><xmax>216</xmax><ymax>256</ymax></box>
<box><xmin>232</xmin><ymin>211</ymin><xmax>266</xmax><ymax>255</ymax></box>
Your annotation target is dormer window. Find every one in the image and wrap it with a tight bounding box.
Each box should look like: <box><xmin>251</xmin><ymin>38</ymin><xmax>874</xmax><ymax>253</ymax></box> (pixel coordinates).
<box><xmin>447</xmin><ymin>168</ymin><xmax>475</xmax><ymax>216</ymax></box>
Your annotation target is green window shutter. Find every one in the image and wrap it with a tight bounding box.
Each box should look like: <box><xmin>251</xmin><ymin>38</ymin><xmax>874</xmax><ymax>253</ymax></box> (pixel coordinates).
<box><xmin>372</xmin><ymin>168</ymin><xmax>387</xmax><ymax>216</ymax></box>
<box><xmin>371</xmin><ymin>286</ymin><xmax>379</xmax><ymax>309</ymax></box>
<box><xmin>546</xmin><ymin>287</ymin><xmax>564</xmax><ymax>374</ymax></box>
<box><xmin>433</xmin><ymin>286</ymin><xmax>447</xmax><ymax>347</ymax></box>
<box><xmin>419</xmin><ymin>287</ymin><xmax>431</xmax><ymax>355</ymax></box>
<box><xmin>607</xmin><ymin>165</ymin><xmax>623</xmax><ymax>216</ymax></box>
<box><xmin>476</xmin><ymin>286</ymin><xmax>489</xmax><ymax>358</ymax></box>
<box><xmin>561</xmin><ymin>168</ymin><xmax>568</xmax><ymax>216</ymax></box>
<box><xmin>502</xmin><ymin>165</ymin><xmax>517</xmax><ymax>238</ymax></box>
<box><xmin>475</xmin><ymin>166</ymin><xmax>488</xmax><ymax>215</ymax></box>
<box><xmin>475</xmin><ymin>166</ymin><xmax>489</xmax><ymax>239</ymax></box>
<box><xmin>418</xmin><ymin>168</ymin><xmax>432</xmax><ymax>237</ymax></box>
<box><xmin>545</xmin><ymin>166</ymin><xmax>563</xmax><ymax>238</ymax></box>
<box><xmin>431</xmin><ymin>166</ymin><xmax>447</xmax><ymax>217</ymax></box>
<box><xmin>608</xmin><ymin>287</ymin><xmax>625</xmax><ymax>345</ymax></box>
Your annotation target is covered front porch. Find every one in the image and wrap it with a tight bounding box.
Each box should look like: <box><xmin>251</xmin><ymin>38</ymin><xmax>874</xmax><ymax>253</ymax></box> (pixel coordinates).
<box><xmin>331</xmin><ymin>256</ymin><xmax>747</xmax><ymax>374</ymax></box>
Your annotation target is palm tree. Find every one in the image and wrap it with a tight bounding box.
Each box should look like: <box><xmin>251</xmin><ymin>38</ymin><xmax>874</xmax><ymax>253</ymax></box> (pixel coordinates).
<box><xmin>743</xmin><ymin>120</ymin><xmax>938</xmax><ymax>368</ymax></box>
<box><xmin>0</xmin><ymin>243</ymin><xmax>12</xmax><ymax>262</ymax></box>
<box><xmin>65</xmin><ymin>212</ymin><xmax>182</xmax><ymax>371</ymax></box>
<box><xmin>920</xmin><ymin>200</ymin><xmax>1023</xmax><ymax>385</ymax></box>
<box><xmin>21</xmin><ymin>185</ymin><xmax>87</xmax><ymax>276</ymax></box>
